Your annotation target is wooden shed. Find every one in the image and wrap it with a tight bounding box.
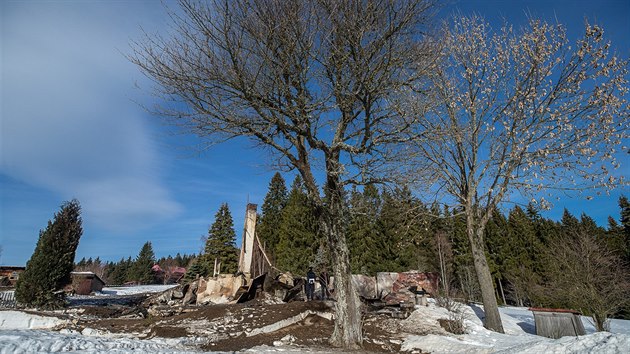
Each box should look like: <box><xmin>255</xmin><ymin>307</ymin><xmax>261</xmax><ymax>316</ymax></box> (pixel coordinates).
<box><xmin>529</xmin><ymin>307</ymin><xmax>586</xmax><ymax>339</ymax></box>
<box><xmin>70</xmin><ymin>271</ymin><xmax>105</xmax><ymax>295</ymax></box>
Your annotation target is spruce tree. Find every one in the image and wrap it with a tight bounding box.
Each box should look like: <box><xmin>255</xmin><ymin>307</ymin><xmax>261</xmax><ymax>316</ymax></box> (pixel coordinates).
<box><xmin>15</xmin><ymin>199</ymin><xmax>83</xmax><ymax>309</ymax></box>
<box><xmin>619</xmin><ymin>196</ymin><xmax>630</xmax><ymax>263</ymax></box>
<box><xmin>275</xmin><ymin>176</ymin><xmax>319</xmax><ymax>275</ymax></box>
<box><xmin>107</xmin><ymin>257</ymin><xmax>131</xmax><ymax>285</ymax></box>
<box><xmin>347</xmin><ymin>185</ymin><xmax>385</xmax><ymax>275</ymax></box>
<box><xmin>379</xmin><ymin>187</ymin><xmax>430</xmax><ymax>272</ymax></box>
<box><xmin>606</xmin><ymin>198</ymin><xmax>629</xmax><ymax>264</ymax></box>
<box><xmin>560</xmin><ymin>209</ymin><xmax>581</xmax><ymax>234</ymax></box>
<box><xmin>429</xmin><ymin>205</ymin><xmax>456</xmax><ymax>295</ymax></box>
<box><xmin>503</xmin><ymin>206</ymin><xmax>541</xmax><ymax>306</ymax></box>
<box><xmin>132</xmin><ymin>242</ymin><xmax>157</xmax><ymax>284</ymax></box>
<box><xmin>484</xmin><ymin>208</ymin><xmax>508</xmax><ymax>303</ymax></box>
<box><xmin>184</xmin><ymin>258</ymin><xmax>204</xmax><ymax>282</ymax></box>
<box><xmin>258</xmin><ymin>172</ymin><xmax>288</xmax><ymax>259</ymax></box>
<box><xmin>203</xmin><ymin>203</ymin><xmax>239</xmax><ymax>274</ymax></box>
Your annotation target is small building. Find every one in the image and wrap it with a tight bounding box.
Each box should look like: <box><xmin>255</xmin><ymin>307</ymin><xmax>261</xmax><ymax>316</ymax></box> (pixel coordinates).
<box><xmin>0</xmin><ymin>266</ymin><xmax>25</xmax><ymax>286</ymax></box>
<box><xmin>151</xmin><ymin>264</ymin><xmax>187</xmax><ymax>284</ymax></box>
<box><xmin>529</xmin><ymin>307</ymin><xmax>586</xmax><ymax>339</ymax></box>
<box><xmin>70</xmin><ymin>271</ymin><xmax>105</xmax><ymax>295</ymax></box>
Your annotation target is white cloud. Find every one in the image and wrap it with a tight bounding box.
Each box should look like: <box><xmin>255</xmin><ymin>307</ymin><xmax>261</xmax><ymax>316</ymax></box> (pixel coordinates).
<box><xmin>0</xmin><ymin>1</ymin><xmax>181</xmax><ymax>230</ymax></box>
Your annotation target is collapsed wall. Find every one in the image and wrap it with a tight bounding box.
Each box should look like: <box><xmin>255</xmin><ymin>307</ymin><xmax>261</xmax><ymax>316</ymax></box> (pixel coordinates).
<box><xmin>352</xmin><ymin>271</ymin><xmax>439</xmax><ymax>304</ymax></box>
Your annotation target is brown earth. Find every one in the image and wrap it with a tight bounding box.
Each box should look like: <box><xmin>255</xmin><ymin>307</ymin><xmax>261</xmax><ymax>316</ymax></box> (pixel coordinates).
<box><xmin>72</xmin><ymin>298</ymin><xmax>406</xmax><ymax>352</ymax></box>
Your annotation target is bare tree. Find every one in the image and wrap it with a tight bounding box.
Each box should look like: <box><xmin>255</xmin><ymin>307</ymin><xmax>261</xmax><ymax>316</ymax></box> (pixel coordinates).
<box><xmin>542</xmin><ymin>230</ymin><xmax>630</xmax><ymax>331</ymax></box>
<box><xmin>407</xmin><ymin>16</ymin><xmax>629</xmax><ymax>332</ymax></box>
<box><xmin>130</xmin><ymin>0</ymin><xmax>437</xmax><ymax>348</ymax></box>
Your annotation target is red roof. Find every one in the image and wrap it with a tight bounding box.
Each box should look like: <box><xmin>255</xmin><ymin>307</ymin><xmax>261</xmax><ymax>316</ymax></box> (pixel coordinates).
<box><xmin>169</xmin><ymin>266</ymin><xmax>186</xmax><ymax>274</ymax></box>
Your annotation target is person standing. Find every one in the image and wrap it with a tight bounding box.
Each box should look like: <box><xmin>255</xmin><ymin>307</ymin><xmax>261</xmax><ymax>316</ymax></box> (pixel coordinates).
<box><xmin>305</xmin><ymin>267</ymin><xmax>316</xmax><ymax>301</ymax></box>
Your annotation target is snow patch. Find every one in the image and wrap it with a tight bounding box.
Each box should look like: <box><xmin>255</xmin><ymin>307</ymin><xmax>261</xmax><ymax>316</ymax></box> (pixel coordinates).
<box><xmin>0</xmin><ymin>311</ymin><xmax>67</xmax><ymax>330</ymax></box>
<box><xmin>0</xmin><ymin>329</ymin><xmax>198</xmax><ymax>354</ymax></box>
<box><xmin>400</xmin><ymin>303</ymin><xmax>630</xmax><ymax>353</ymax></box>
<box><xmin>94</xmin><ymin>284</ymin><xmax>178</xmax><ymax>296</ymax></box>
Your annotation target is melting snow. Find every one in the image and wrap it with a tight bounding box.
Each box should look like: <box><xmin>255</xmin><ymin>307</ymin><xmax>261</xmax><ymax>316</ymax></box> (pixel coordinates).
<box><xmin>1</xmin><ymin>296</ymin><xmax>629</xmax><ymax>353</ymax></box>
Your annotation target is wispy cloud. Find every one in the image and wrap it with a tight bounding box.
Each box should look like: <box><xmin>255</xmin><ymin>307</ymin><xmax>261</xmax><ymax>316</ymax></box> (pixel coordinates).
<box><xmin>1</xmin><ymin>1</ymin><xmax>181</xmax><ymax>230</ymax></box>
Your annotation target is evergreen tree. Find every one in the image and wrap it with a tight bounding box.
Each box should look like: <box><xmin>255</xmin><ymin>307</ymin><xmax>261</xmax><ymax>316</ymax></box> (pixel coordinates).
<box><xmin>203</xmin><ymin>203</ymin><xmax>239</xmax><ymax>274</ymax></box>
<box><xmin>347</xmin><ymin>185</ymin><xmax>385</xmax><ymax>275</ymax></box>
<box><xmin>183</xmin><ymin>257</ymin><xmax>204</xmax><ymax>282</ymax></box>
<box><xmin>619</xmin><ymin>196</ymin><xmax>630</xmax><ymax>263</ymax></box>
<box><xmin>275</xmin><ymin>176</ymin><xmax>319</xmax><ymax>275</ymax></box>
<box><xmin>258</xmin><ymin>172</ymin><xmax>288</xmax><ymax>260</ymax></box>
<box><xmin>379</xmin><ymin>187</ymin><xmax>431</xmax><ymax>272</ymax></box>
<box><xmin>132</xmin><ymin>242</ymin><xmax>157</xmax><ymax>284</ymax></box>
<box><xmin>174</xmin><ymin>253</ymin><xmax>184</xmax><ymax>267</ymax></box>
<box><xmin>107</xmin><ymin>256</ymin><xmax>132</xmax><ymax>285</ymax></box>
<box><xmin>430</xmin><ymin>205</ymin><xmax>456</xmax><ymax>295</ymax></box>
<box><xmin>15</xmin><ymin>199</ymin><xmax>83</xmax><ymax>309</ymax></box>
<box><xmin>484</xmin><ymin>208</ymin><xmax>508</xmax><ymax>304</ymax></box>
<box><xmin>560</xmin><ymin>209</ymin><xmax>581</xmax><ymax>235</ymax></box>
<box><xmin>503</xmin><ymin>206</ymin><xmax>541</xmax><ymax>306</ymax></box>
<box><xmin>450</xmin><ymin>207</ymin><xmax>481</xmax><ymax>302</ymax></box>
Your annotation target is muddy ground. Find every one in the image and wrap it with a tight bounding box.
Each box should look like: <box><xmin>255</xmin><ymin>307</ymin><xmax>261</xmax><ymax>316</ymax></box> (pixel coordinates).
<box><xmin>61</xmin><ymin>293</ymin><xmax>420</xmax><ymax>353</ymax></box>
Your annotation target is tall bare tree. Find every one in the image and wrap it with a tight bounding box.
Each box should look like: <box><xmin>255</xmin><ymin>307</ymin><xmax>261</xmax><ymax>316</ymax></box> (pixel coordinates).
<box><xmin>408</xmin><ymin>16</ymin><xmax>629</xmax><ymax>332</ymax></box>
<box><xmin>130</xmin><ymin>0</ymin><xmax>436</xmax><ymax>348</ymax></box>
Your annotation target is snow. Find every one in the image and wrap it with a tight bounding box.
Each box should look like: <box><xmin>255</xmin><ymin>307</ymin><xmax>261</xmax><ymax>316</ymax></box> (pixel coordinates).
<box><xmin>1</xmin><ymin>297</ymin><xmax>629</xmax><ymax>353</ymax></box>
<box><xmin>400</xmin><ymin>302</ymin><xmax>630</xmax><ymax>353</ymax></box>
<box><xmin>0</xmin><ymin>329</ymin><xmax>200</xmax><ymax>354</ymax></box>
<box><xmin>95</xmin><ymin>284</ymin><xmax>178</xmax><ymax>296</ymax></box>
<box><xmin>0</xmin><ymin>311</ymin><xmax>67</xmax><ymax>330</ymax></box>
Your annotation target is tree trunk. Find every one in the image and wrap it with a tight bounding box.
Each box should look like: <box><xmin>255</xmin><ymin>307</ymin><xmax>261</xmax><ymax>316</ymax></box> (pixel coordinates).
<box><xmin>319</xmin><ymin>185</ymin><xmax>363</xmax><ymax>349</ymax></box>
<box><xmin>467</xmin><ymin>216</ymin><xmax>505</xmax><ymax>333</ymax></box>
<box><xmin>303</xmin><ymin>155</ymin><xmax>361</xmax><ymax>349</ymax></box>
<box><xmin>498</xmin><ymin>278</ymin><xmax>506</xmax><ymax>306</ymax></box>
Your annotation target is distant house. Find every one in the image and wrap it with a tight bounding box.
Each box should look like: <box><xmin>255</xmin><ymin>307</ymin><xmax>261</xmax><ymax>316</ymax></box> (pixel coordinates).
<box><xmin>70</xmin><ymin>271</ymin><xmax>105</xmax><ymax>295</ymax></box>
<box><xmin>151</xmin><ymin>264</ymin><xmax>186</xmax><ymax>284</ymax></box>
<box><xmin>166</xmin><ymin>266</ymin><xmax>186</xmax><ymax>284</ymax></box>
<box><xmin>0</xmin><ymin>266</ymin><xmax>25</xmax><ymax>286</ymax></box>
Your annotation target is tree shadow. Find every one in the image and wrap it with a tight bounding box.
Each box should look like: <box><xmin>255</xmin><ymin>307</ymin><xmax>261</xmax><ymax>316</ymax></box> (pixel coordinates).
<box><xmin>468</xmin><ymin>303</ymin><xmax>536</xmax><ymax>334</ymax></box>
<box><xmin>469</xmin><ymin>303</ymin><xmax>486</xmax><ymax>322</ymax></box>
<box><xmin>516</xmin><ymin>321</ymin><xmax>536</xmax><ymax>334</ymax></box>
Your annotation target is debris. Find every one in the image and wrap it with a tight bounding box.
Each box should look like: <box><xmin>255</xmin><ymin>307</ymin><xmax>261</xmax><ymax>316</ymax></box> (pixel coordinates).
<box><xmin>196</xmin><ymin>274</ymin><xmax>246</xmax><ymax>305</ymax></box>
<box><xmin>182</xmin><ymin>281</ymin><xmax>198</xmax><ymax>305</ymax></box>
<box><xmin>273</xmin><ymin>334</ymin><xmax>296</xmax><ymax>346</ymax></box>
<box><xmin>236</xmin><ymin>273</ymin><xmax>266</xmax><ymax>303</ymax></box>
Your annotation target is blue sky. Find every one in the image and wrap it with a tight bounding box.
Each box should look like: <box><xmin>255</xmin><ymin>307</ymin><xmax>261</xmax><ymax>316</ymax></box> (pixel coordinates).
<box><xmin>1</xmin><ymin>0</ymin><xmax>628</xmax><ymax>266</ymax></box>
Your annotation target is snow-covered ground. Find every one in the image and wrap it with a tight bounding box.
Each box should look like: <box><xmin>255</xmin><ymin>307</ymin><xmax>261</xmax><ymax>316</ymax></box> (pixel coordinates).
<box><xmin>0</xmin><ymin>329</ymin><xmax>201</xmax><ymax>354</ymax></box>
<box><xmin>1</xmin><ymin>297</ymin><xmax>629</xmax><ymax>353</ymax></box>
<box><xmin>0</xmin><ymin>311</ymin><xmax>67</xmax><ymax>330</ymax></box>
<box><xmin>95</xmin><ymin>284</ymin><xmax>178</xmax><ymax>296</ymax></box>
<box><xmin>400</xmin><ymin>302</ymin><xmax>630</xmax><ymax>353</ymax></box>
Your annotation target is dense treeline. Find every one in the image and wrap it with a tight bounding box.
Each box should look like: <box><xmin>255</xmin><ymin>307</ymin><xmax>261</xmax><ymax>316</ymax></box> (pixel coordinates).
<box><xmin>73</xmin><ymin>173</ymin><xmax>629</xmax><ymax>325</ymax></box>
<box><xmin>75</xmin><ymin>203</ymin><xmax>239</xmax><ymax>285</ymax></box>
<box><xmin>75</xmin><ymin>245</ymin><xmax>196</xmax><ymax>285</ymax></box>
<box><xmin>258</xmin><ymin>173</ymin><xmax>630</xmax><ymax>323</ymax></box>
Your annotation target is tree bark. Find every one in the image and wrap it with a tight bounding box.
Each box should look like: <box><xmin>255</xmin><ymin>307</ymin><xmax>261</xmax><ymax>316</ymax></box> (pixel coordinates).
<box><xmin>467</xmin><ymin>219</ymin><xmax>505</xmax><ymax>333</ymax></box>
<box><xmin>315</xmin><ymin>158</ymin><xmax>363</xmax><ymax>349</ymax></box>
<box><xmin>323</xmin><ymin>211</ymin><xmax>363</xmax><ymax>348</ymax></box>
